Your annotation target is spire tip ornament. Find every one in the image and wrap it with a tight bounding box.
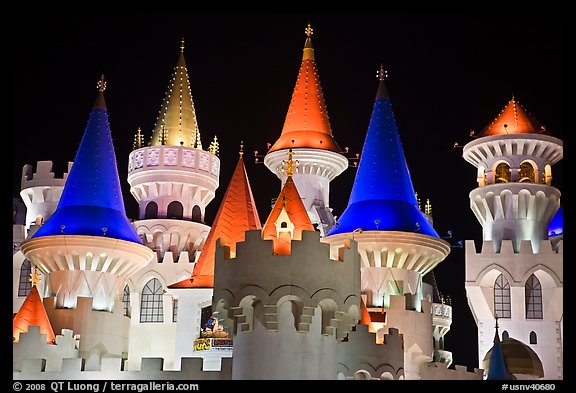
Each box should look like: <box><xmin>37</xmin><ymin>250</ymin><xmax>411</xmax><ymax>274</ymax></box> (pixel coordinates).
<box><xmin>30</xmin><ymin>266</ymin><xmax>41</xmax><ymax>287</ymax></box>
<box><xmin>377</xmin><ymin>64</ymin><xmax>388</xmax><ymax>81</ymax></box>
<box><xmin>281</xmin><ymin>148</ymin><xmax>299</xmax><ymax>178</ymax></box>
<box><xmin>180</xmin><ymin>37</ymin><xmax>185</xmax><ymax>53</ymax></box>
<box><xmin>239</xmin><ymin>140</ymin><xmax>244</xmax><ymax>158</ymax></box>
<box><xmin>97</xmin><ymin>75</ymin><xmax>107</xmax><ymax>92</ymax></box>
<box><xmin>305</xmin><ymin>22</ymin><xmax>313</xmax><ymax>37</ymax></box>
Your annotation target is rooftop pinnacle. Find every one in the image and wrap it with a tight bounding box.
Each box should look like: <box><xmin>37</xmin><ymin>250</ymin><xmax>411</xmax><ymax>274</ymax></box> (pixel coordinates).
<box><xmin>267</xmin><ymin>23</ymin><xmax>341</xmax><ymax>154</ymax></box>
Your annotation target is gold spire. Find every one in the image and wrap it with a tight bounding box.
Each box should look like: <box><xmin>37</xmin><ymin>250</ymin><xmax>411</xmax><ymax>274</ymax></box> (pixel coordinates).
<box><xmin>30</xmin><ymin>266</ymin><xmax>41</xmax><ymax>287</ymax></box>
<box><xmin>280</xmin><ymin>149</ymin><xmax>299</xmax><ymax>178</ymax></box>
<box><xmin>425</xmin><ymin>198</ymin><xmax>432</xmax><ymax>215</ymax></box>
<box><xmin>303</xmin><ymin>22</ymin><xmax>315</xmax><ymax>60</ymax></box>
<box><xmin>180</xmin><ymin>37</ymin><xmax>185</xmax><ymax>53</ymax></box>
<box><xmin>239</xmin><ymin>140</ymin><xmax>244</xmax><ymax>158</ymax></box>
<box><xmin>133</xmin><ymin>127</ymin><xmax>144</xmax><ymax>150</ymax></box>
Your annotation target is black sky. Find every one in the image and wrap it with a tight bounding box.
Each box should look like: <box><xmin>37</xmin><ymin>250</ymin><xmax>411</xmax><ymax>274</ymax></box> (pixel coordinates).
<box><xmin>11</xmin><ymin>13</ymin><xmax>564</xmax><ymax>371</ymax></box>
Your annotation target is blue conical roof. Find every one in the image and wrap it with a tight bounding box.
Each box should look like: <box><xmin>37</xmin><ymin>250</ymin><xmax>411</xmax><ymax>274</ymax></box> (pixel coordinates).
<box><xmin>328</xmin><ymin>71</ymin><xmax>438</xmax><ymax>237</ymax></box>
<box><xmin>32</xmin><ymin>79</ymin><xmax>142</xmax><ymax>244</ymax></box>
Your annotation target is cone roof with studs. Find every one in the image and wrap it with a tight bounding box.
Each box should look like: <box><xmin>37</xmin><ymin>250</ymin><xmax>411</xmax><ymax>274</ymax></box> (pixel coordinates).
<box><xmin>478</xmin><ymin>97</ymin><xmax>546</xmax><ymax>137</ymax></box>
<box><xmin>170</xmin><ymin>154</ymin><xmax>261</xmax><ymax>288</ymax></box>
<box><xmin>267</xmin><ymin>24</ymin><xmax>342</xmax><ymax>154</ymax></box>
<box><xmin>13</xmin><ymin>286</ymin><xmax>56</xmax><ymax>344</ymax></box>
<box><xmin>328</xmin><ymin>67</ymin><xmax>438</xmax><ymax>237</ymax></box>
<box><xmin>151</xmin><ymin>39</ymin><xmax>202</xmax><ymax>148</ymax></box>
<box><xmin>32</xmin><ymin>77</ymin><xmax>142</xmax><ymax>243</ymax></box>
<box><xmin>262</xmin><ymin>150</ymin><xmax>314</xmax><ymax>255</ymax></box>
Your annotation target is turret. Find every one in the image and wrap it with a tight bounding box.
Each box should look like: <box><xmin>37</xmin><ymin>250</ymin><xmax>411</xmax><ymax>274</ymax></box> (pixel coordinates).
<box><xmin>264</xmin><ymin>24</ymin><xmax>348</xmax><ymax>235</ymax></box>
<box><xmin>21</xmin><ymin>77</ymin><xmax>154</xmax><ymax>362</ymax></box>
<box><xmin>323</xmin><ymin>67</ymin><xmax>450</xmax><ymax>379</ymax></box>
<box><xmin>127</xmin><ymin>39</ymin><xmax>220</xmax><ymax>261</ymax></box>
<box><xmin>463</xmin><ymin>97</ymin><xmax>563</xmax><ymax>379</ymax></box>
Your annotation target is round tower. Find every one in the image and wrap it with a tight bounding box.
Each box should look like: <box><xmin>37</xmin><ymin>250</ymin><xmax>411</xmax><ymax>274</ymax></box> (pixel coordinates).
<box><xmin>323</xmin><ymin>67</ymin><xmax>451</xmax><ymax>379</ymax></box>
<box><xmin>463</xmin><ymin>97</ymin><xmax>563</xmax><ymax>379</ymax></box>
<box><xmin>263</xmin><ymin>24</ymin><xmax>348</xmax><ymax>236</ymax></box>
<box><xmin>463</xmin><ymin>97</ymin><xmax>562</xmax><ymax>253</ymax></box>
<box><xmin>127</xmin><ymin>39</ymin><xmax>219</xmax><ymax>261</ymax></box>
<box><xmin>21</xmin><ymin>78</ymin><xmax>154</xmax><ymax>363</ymax></box>
<box><xmin>213</xmin><ymin>155</ymin><xmax>361</xmax><ymax>380</ymax></box>
<box><xmin>19</xmin><ymin>160</ymin><xmax>72</xmax><ymax>233</ymax></box>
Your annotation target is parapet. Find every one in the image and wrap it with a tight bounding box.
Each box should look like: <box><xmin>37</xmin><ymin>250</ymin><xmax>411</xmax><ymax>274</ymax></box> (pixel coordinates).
<box><xmin>466</xmin><ymin>239</ymin><xmax>563</xmax><ymax>256</ymax></box>
<box><xmin>337</xmin><ymin>324</ymin><xmax>405</xmax><ymax>380</ymax></box>
<box><xmin>13</xmin><ymin>356</ymin><xmax>232</xmax><ymax>380</ymax></box>
<box><xmin>420</xmin><ymin>361</ymin><xmax>483</xmax><ymax>380</ymax></box>
<box><xmin>21</xmin><ymin>161</ymin><xmax>72</xmax><ymax>191</ymax></box>
<box><xmin>213</xmin><ymin>229</ymin><xmax>361</xmax><ymax>340</ymax></box>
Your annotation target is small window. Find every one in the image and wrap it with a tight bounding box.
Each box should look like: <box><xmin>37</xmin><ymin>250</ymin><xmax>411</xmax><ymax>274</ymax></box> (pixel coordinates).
<box><xmin>144</xmin><ymin>201</ymin><xmax>158</xmax><ymax>219</ymax></box>
<box><xmin>519</xmin><ymin>162</ymin><xmax>535</xmax><ymax>183</ymax></box>
<box><xmin>525</xmin><ymin>275</ymin><xmax>543</xmax><ymax>319</ymax></box>
<box><xmin>495</xmin><ymin>162</ymin><xmax>511</xmax><ymax>183</ymax></box>
<box><xmin>529</xmin><ymin>331</ymin><xmax>537</xmax><ymax>345</ymax></box>
<box><xmin>123</xmin><ymin>285</ymin><xmax>131</xmax><ymax>317</ymax></box>
<box><xmin>18</xmin><ymin>260</ymin><xmax>33</xmax><ymax>297</ymax></box>
<box><xmin>502</xmin><ymin>330</ymin><xmax>509</xmax><ymax>340</ymax></box>
<box><xmin>494</xmin><ymin>274</ymin><xmax>511</xmax><ymax>319</ymax></box>
<box><xmin>192</xmin><ymin>205</ymin><xmax>202</xmax><ymax>223</ymax></box>
<box><xmin>140</xmin><ymin>278</ymin><xmax>164</xmax><ymax>323</ymax></box>
<box><xmin>167</xmin><ymin>201</ymin><xmax>184</xmax><ymax>220</ymax></box>
<box><xmin>280</xmin><ymin>222</ymin><xmax>288</xmax><ymax>228</ymax></box>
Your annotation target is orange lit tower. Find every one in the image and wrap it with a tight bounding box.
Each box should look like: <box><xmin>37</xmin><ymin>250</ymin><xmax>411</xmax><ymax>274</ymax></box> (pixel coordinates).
<box><xmin>264</xmin><ymin>24</ymin><xmax>348</xmax><ymax>236</ymax></box>
<box><xmin>463</xmin><ymin>97</ymin><xmax>563</xmax><ymax>379</ymax></box>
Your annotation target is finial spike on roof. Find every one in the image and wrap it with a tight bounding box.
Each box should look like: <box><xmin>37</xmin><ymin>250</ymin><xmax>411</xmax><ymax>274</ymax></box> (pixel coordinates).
<box><xmin>97</xmin><ymin>75</ymin><xmax>106</xmax><ymax>92</ymax></box>
<box><xmin>30</xmin><ymin>266</ymin><xmax>41</xmax><ymax>287</ymax></box>
<box><xmin>239</xmin><ymin>140</ymin><xmax>244</xmax><ymax>158</ymax></box>
<box><xmin>180</xmin><ymin>37</ymin><xmax>185</xmax><ymax>53</ymax></box>
<box><xmin>377</xmin><ymin>64</ymin><xmax>387</xmax><ymax>81</ymax></box>
<box><xmin>305</xmin><ymin>22</ymin><xmax>313</xmax><ymax>37</ymax></box>
<box><xmin>281</xmin><ymin>148</ymin><xmax>299</xmax><ymax>178</ymax></box>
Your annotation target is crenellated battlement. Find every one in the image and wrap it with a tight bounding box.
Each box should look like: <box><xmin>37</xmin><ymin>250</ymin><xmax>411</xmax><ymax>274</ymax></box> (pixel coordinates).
<box><xmin>466</xmin><ymin>239</ymin><xmax>563</xmax><ymax>256</ymax></box>
<box><xmin>13</xmin><ymin>326</ymin><xmax>79</xmax><ymax>372</ymax></box>
<box><xmin>337</xmin><ymin>324</ymin><xmax>405</xmax><ymax>380</ymax></box>
<box><xmin>213</xmin><ymin>229</ymin><xmax>361</xmax><ymax>340</ymax></box>
<box><xmin>420</xmin><ymin>361</ymin><xmax>483</xmax><ymax>380</ymax></box>
<box><xmin>21</xmin><ymin>161</ymin><xmax>73</xmax><ymax>191</ymax></box>
<box><xmin>13</xmin><ymin>355</ymin><xmax>232</xmax><ymax>380</ymax></box>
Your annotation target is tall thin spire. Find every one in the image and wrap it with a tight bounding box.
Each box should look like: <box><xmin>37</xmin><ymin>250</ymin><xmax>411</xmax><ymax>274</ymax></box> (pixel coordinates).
<box><xmin>170</xmin><ymin>156</ymin><xmax>261</xmax><ymax>288</ymax></box>
<box><xmin>486</xmin><ymin>318</ymin><xmax>511</xmax><ymax>380</ymax></box>
<box><xmin>328</xmin><ymin>67</ymin><xmax>438</xmax><ymax>237</ymax></box>
<box><xmin>32</xmin><ymin>78</ymin><xmax>142</xmax><ymax>243</ymax></box>
<box><xmin>267</xmin><ymin>23</ymin><xmax>341</xmax><ymax>154</ymax></box>
<box><xmin>151</xmin><ymin>40</ymin><xmax>201</xmax><ymax>147</ymax></box>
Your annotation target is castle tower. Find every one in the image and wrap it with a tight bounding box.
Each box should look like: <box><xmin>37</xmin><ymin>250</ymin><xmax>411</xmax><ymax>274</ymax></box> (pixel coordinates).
<box><xmin>463</xmin><ymin>97</ymin><xmax>563</xmax><ymax>379</ymax></box>
<box><xmin>19</xmin><ymin>161</ymin><xmax>72</xmax><ymax>233</ymax></box>
<box><xmin>323</xmin><ymin>67</ymin><xmax>451</xmax><ymax>379</ymax></box>
<box><xmin>166</xmin><ymin>149</ymin><xmax>261</xmax><ymax>370</ymax></box>
<box><xmin>263</xmin><ymin>23</ymin><xmax>348</xmax><ymax>235</ymax></box>
<box><xmin>127</xmin><ymin>39</ymin><xmax>220</xmax><ymax>261</ymax></box>
<box><xmin>20</xmin><ymin>77</ymin><xmax>154</xmax><ymax>362</ymax></box>
<box><xmin>213</xmin><ymin>152</ymin><xmax>361</xmax><ymax>379</ymax></box>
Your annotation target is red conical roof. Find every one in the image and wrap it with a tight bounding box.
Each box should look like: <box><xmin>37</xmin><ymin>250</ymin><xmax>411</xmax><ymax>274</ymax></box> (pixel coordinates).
<box><xmin>478</xmin><ymin>97</ymin><xmax>546</xmax><ymax>137</ymax></box>
<box><xmin>170</xmin><ymin>157</ymin><xmax>261</xmax><ymax>288</ymax></box>
<box><xmin>267</xmin><ymin>25</ymin><xmax>341</xmax><ymax>154</ymax></box>
<box><xmin>261</xmin><ymin>177</ymin><xmax>314</xmax><ymax>255</ymax></box>
<box><xmin>13</xmin><ymin>286</ymin><xmax>56</xmax><ymax>344</ymax></box>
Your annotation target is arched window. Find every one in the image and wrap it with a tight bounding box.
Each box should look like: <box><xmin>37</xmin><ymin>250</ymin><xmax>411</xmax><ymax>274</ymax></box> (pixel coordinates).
<box><xmin>192</xmin><ymin>205</ymin><xmax>202</xmax><ymax>223</ymax></box>
<box><xmin>529</xmin><ymin>331</ymin><xmax>537</xmax><ymax>344</ymax></box>
<box><xmin>123</xmin><ymin>285</ymin><xmax>131</xmax><ymax>317</ymax></box>
<box><xmin>494</xmin><ymin>274</ymin><xmax>511</xmax><ymax>318</ymax></box>
<box><xmin>525</xmin><ymin>274</ymin><xmax>543</xmax><ymax>319</ymax></box>
<box><xmin>495</xmin><ymin>162</ymin><xmax>511</xmax><ymax>183</ymax></box>
<box><xmin>18</xmin><ymin>260</ymin><xmax>33</xmax><ymax>297</ymax></box>
<box><xmin>502</xmin><ymin>330</ymin><xmax>509</xmax><ymax>340</ymax></box>
<box><xmin>519</xmin><ymin>162</ymin><xmax>535</xmax><ymax>183</ymax></box>
<box><xmin>144</xmin><ymin>201</ymin><xmax>158</xmax><ymax>219</ymax></box>
<box><xmin>140</xmin><ymin>278</ymin><xmax>164</xmax><ymax>323</ymax></box>
<box><xmin>167</xmin><ymin>201</ymin><xmax>183</xmax><ymax>220</ymax></box>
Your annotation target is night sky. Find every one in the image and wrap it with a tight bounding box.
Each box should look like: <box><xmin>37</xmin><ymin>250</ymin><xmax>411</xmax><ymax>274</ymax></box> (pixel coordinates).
<box><xmin>12</xmin><ymin>13</ymin><xmax>564</xmax><ymax>371</ymax></box>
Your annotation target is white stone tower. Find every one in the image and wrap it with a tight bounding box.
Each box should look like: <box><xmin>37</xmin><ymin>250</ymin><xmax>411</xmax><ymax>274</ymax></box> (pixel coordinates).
<box><xmin>127</xmin><ymin>38</ymin><xmax>220</xmax><ymax>262</ymax></box>
<box><xmin>463</xmin><ymin>97</ymin><xmax>563</xmax><ymax>379</ymax></box>
<box><xmin>263</xmin><ymin>24</ymin><xmax>348</xmax><ymax>236</ymax></box>
<box><xmin>20</xmin><ymin>77</ymin><xmax>154</xmax><ymax>365</ymax></box>
<box><xmin>323</xmin><ymin>68</ymin><xmax>451</xmax><ymax>379</ymax></box>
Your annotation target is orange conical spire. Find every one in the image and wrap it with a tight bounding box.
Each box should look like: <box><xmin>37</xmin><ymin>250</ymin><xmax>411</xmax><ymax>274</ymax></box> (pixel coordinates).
<box><xmin>478</xmin><ymin>96</ymin><xmax>546</xmax><ymax>137</ymax></box>
<box><xmin>170</xmin><ymin>153</ymin><xmax>261</xmax><ymax>288</ymax></box>
<box><xmin>262</xmin><ymin>151</ymin><xmax>314</xmax><ymax>254</ymax></box>
<box><xmin>359</xmin><ymin>297</ymin><xmax>372</xmax><ymax>326</ymax></box>
<box><xmin>267</xmin><ymin>23</ymin><xmax>341</xmax><ymax>153</ymax></box>
<box><xmin>13</xmin><ymin>268</ymin><xmax>56</xmax><ymax>344</ymax></box>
